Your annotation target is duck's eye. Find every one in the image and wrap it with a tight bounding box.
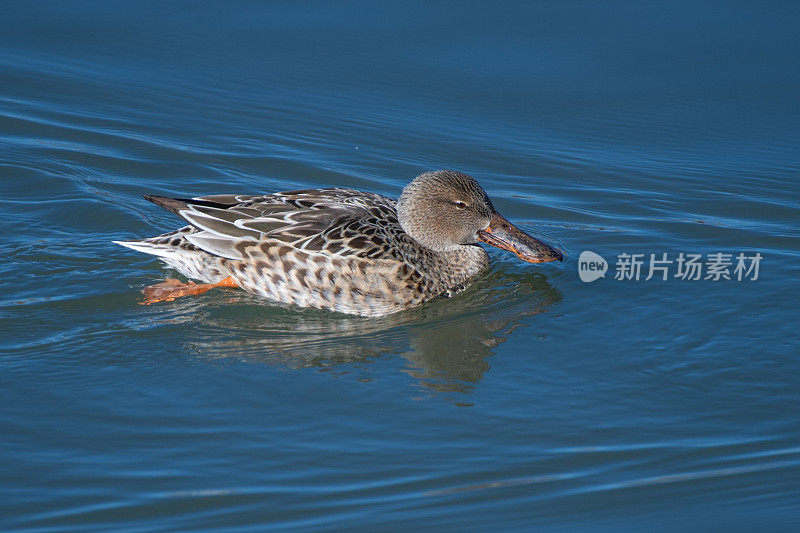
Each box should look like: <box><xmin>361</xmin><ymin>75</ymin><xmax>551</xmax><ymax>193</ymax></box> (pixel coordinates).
<box><xmin>453</xmin><ymin>201</ymin><xmax>468</xmax><ymax>209</ymax></box>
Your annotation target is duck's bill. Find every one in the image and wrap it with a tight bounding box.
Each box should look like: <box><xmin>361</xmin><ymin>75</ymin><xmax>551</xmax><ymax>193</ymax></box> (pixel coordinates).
<box><xmin>477</xmin><ymin>213</ymin><xmax>563</xmax><ymax>263</ymax></box>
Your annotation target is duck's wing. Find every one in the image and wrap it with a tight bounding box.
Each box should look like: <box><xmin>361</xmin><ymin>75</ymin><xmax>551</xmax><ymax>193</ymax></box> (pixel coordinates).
<box><xmin>147</xmin><ymin>188</ymin><xmax>405</xmax><ymax>261</ymax></box>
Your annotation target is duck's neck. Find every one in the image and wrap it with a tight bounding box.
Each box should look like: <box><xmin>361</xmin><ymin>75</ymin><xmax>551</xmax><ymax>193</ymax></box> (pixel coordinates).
<box><xmin>424</xmin><ymin>245</ymin><xmax>489</xmax><ymax>290</ymax></box>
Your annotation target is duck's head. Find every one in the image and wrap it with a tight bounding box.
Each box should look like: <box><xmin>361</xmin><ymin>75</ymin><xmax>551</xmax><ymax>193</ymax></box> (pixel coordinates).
<box><xmin>397</xmin><ymin>170</ymin><xmax>563</xmax><ymax>263</ymax></box>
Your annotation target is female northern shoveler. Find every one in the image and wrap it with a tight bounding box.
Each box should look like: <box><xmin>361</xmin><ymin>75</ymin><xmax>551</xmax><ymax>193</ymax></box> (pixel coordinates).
<box><xmin>115</xmin><ymin>170</ymin><xmax>562</xmax><ymax>317</ymax></box>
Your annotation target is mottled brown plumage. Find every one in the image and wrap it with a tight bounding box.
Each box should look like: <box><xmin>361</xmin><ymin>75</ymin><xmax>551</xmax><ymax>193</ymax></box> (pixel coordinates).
<box><xmin>115</xmin><ymin>170</ymin><xmax>562</xmax><ymax>316</ymax></box>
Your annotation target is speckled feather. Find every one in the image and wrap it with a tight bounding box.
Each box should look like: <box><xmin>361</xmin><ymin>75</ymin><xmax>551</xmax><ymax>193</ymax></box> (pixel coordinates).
<box><xmin>117</xmin><ymin>187</ymin><xmax>488</xmax><ymax>317</ymax></box>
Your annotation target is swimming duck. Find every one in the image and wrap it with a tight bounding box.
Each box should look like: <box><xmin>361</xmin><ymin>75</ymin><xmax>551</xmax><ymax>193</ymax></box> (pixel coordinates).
<box><xmin>115</xmin><ymin>170</ymin><xmax>562</xmax><ymax>317</ymax></box>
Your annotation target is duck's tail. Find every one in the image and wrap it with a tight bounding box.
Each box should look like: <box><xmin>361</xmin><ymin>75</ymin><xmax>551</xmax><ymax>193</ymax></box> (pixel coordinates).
<box><xmin>113</xmin><ymin>239</ymin><xmax>180</xmax><ymax>258</ymax></box>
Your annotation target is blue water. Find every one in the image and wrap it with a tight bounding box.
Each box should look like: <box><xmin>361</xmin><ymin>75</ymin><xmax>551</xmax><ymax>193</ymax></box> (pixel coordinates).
<box><xmin>2</xmin><ymin>1</ymin><xmax>799</xmax><ymax>530</ymax></box>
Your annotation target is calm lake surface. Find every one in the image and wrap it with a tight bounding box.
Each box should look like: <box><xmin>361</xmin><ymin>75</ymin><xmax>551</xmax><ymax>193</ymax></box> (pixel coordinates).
<box><xmin>2</xmin><ymin>1</ymin><xmax>799</xmax><ymax>530</ymax></box>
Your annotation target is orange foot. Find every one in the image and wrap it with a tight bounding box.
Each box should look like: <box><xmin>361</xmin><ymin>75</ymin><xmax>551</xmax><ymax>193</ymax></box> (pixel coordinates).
<box><xmin>140</xmin><ymin>277</ymin><xmax>238</xmax><ymax>305</ymax></box>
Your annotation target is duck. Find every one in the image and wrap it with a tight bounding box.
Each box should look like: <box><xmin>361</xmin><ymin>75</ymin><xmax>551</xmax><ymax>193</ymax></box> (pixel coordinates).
<box><xmin>114</xmin><ymin>170</ymin><xmax>563</xmax><ymax>317</ymax></box>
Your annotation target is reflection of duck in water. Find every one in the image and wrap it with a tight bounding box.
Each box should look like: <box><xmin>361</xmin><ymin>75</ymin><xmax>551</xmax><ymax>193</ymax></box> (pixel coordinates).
<box><xmin>184</xmin><ymin>271</ymin><xmax>562</xmax><ymax>396</ymax></box>
<box><xmin>115</xmin><ymin>170</ymin><xmax>562</xmax><ymax>316</ymax></box>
